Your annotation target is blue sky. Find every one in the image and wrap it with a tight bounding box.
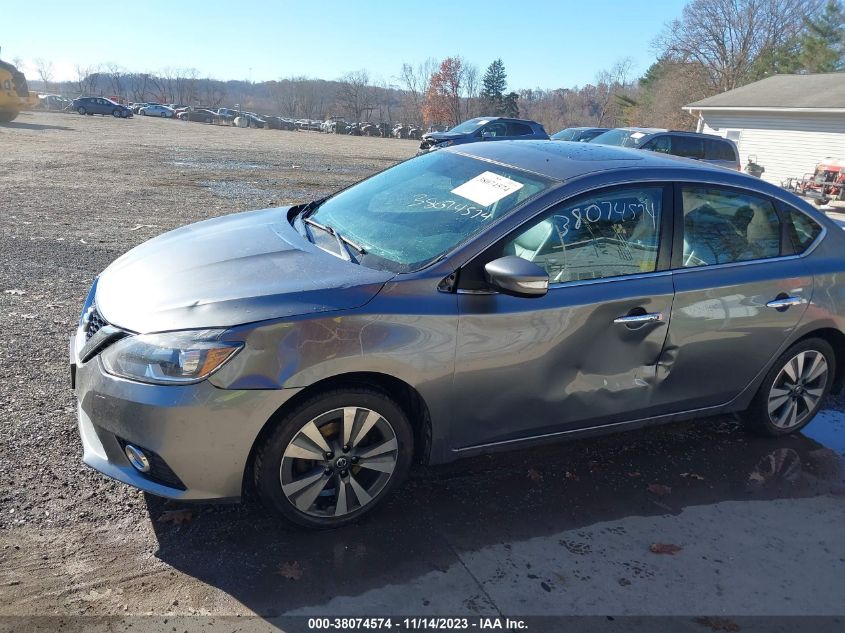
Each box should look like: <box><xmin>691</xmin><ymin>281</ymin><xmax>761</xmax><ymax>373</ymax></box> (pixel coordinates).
<box><xmin>4</xmin><ymin>0</ymin><xmax>688</xmax><ymax>89</ymax></box>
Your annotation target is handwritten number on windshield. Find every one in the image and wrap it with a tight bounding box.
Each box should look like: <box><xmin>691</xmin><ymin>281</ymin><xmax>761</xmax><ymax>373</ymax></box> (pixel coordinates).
<box><xmin>408</xmin><ymin>194</ymin><xmax>493</xmax><ymax>220</ymax></box>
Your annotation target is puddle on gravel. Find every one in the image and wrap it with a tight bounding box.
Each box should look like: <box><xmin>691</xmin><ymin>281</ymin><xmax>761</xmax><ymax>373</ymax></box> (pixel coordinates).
<box><xmin>198</xmin><ymin>180</ymin><xmax>275</xmax><ymax>200</ymax></box>
<box><xmin>171</xmin><ymin>158</ymin><xmax>273</xmax><ymax>170</ymax></box>
<box><xmin>198</xmin><ymin>180</ymin><xmax>324</xmax><ymax>204</ymax></box>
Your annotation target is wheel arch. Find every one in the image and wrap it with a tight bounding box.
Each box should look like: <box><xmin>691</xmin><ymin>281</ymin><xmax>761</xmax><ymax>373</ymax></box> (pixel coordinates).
<box><xmin>793</xmin><ymin>327</ymin><xmax>845</xmax><ymax>394</ymax></box>
<box><xmin>241</xmin><ymin>371</ymin><xmax>433</xmax><ymax>498</ymax></box>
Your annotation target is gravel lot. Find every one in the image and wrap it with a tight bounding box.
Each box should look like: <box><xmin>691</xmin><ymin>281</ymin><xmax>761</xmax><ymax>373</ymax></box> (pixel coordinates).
<box><xmin>1</xmin><ymin>111</ymin><xmax>844</xmax><ymax>628</ymax></box>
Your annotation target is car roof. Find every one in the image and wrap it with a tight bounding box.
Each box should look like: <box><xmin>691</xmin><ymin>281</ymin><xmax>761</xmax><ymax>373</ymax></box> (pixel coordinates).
<box><xmin>448</xmin><ymin>139</ymin><xmax>729</xmax><ymax>181</ymax></box>
<box><xmin>617</xmin><ymin>127</ymin><xmax>668</xmax><ymax>134</ymax></box>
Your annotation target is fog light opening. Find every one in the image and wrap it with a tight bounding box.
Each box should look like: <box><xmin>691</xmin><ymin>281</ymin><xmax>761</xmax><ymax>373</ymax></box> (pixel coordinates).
<box><xmin>124</xmin><ymin>444</ymin><xmax>151</xmax><ymax>473</ymax></box>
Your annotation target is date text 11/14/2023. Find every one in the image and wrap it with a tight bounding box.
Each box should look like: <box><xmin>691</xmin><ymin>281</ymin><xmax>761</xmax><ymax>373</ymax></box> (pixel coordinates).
<box><xmin>307</xmin><ymin>617</ymin><xmax>529</xmax><ymax>630</ymax></box>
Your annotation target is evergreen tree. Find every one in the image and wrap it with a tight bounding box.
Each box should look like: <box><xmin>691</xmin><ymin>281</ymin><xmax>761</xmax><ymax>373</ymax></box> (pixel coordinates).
<box><xmin>799</xmin><ymin>0</ymin><xmax>845</xmax><ymax>72</ymax></box>
<box><xmin>481</xmin><ymin>59</ymin><xmax>508</xmax><ymax>114</ymax></box>
<box><xmin>501</xmin><ymin>91</ymin><xmax>520</xmax><ymax>118</ymax></box>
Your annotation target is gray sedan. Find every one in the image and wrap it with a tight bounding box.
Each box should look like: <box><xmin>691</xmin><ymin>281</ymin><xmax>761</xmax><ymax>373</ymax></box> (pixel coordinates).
<box><xmin>70</xmin><ymin>141</ymin><xmax>845</xmax><ymax>528</ymax></box>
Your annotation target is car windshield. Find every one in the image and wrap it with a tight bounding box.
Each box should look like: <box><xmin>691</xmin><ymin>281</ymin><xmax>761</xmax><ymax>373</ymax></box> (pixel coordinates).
<box><xmin>590</xmin><ymin>129</ymin><xmax>652</xmax><ymax>148</ymax></box>
<box><xmin>305</xmin><ymin>151</ymin><xmax>555</xmax><ymax>272</ymax></box>
<box><xmin>551</xmin><ymin>128</ymin><xmax>578</xmax><ymax>141</ymax></box>
<box><xmin>445</xmin><ymin>118</ymin><xmax>491</xmax><ymax>135</ymax></box>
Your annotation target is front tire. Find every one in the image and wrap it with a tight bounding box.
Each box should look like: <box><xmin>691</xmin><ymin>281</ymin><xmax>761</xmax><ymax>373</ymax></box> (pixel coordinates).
<box><xmin>254</xmin><ymin>387</ymin><xmax>414</xmax><ymax>529</ymax></box>
<box><xmin>742</xmin><ymin>338</ymin><xmax>835</xmax><ymax>436</ymax></box>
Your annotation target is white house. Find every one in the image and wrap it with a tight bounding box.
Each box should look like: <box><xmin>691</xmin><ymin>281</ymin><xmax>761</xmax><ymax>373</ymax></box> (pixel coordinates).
<box><xmin>683</xmin><ymin>73</ymin><xmax>845</xmax><ymax>187</ymax></box>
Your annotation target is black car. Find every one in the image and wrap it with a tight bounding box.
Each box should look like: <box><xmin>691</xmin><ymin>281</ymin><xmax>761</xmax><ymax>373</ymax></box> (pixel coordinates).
<box><xmin>265</xmin><ymin>116</ymin><xmax>297</xmax><ymax>131</ymax></box>
<box><xmin>72</xmin><ymin>97</ymin><xmax>133</xmax><ymax>118</ymax></box>
<box><xmin>551</xmin><ymin>126</ymin><xmax>609</xmax><ymax>142</ymax></box>
<box><xmin>590</xmin><ymin>128</ymin><xmax>741</xmax><ymax>171</ymax></box>
<box><xmin>418</xmin><ymin>116</ymin><xmax>549</xmax><ymax>152</ymax></box>
<box><xmin>177</xmin><ymin>108</ymin><xmax>218</xmax><ymax>123</ymax></box>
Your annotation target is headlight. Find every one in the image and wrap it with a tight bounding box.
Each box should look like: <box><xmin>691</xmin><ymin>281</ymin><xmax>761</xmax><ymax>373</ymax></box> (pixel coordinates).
<box><xmin>101</xmin><ymin>329</ymin><xmax>242</xmax><ymax>385</ymax></box>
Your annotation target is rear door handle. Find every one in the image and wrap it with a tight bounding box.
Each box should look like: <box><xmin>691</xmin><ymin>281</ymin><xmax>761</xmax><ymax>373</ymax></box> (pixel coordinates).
<box><xmin>766</xmin><ymin>296</ymin><xmax>806</xmax><ymax>310</ymax></box>
<box><xmin>613</xmin><ymin>312</ymin><xmax>665</xmax><ymax>325</ymax></box>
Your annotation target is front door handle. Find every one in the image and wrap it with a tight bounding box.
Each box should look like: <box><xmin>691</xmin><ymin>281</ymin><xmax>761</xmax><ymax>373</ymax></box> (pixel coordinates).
<box><xmin>766</xmin><ymin>296</ymin><xmax>806</xmax><ymax>310</ymax></box>
<box><xmin>613</xmin><ymin>312</ymin><xmax>664</xmax><ymax>325</ymax></box>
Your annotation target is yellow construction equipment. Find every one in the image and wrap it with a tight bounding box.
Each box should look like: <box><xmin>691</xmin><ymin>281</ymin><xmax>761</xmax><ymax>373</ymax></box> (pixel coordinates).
<box><xmin>0</xmin><ymin>59</ymin><xmax>39</xmax><ymax>122</ymax></box>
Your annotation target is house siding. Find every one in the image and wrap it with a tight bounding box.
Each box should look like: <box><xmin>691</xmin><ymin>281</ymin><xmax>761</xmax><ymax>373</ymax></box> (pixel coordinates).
<box><xmin>697</xmin><ymin>111</ymin><xmax>845</xmax><ymax>187</ymax></box>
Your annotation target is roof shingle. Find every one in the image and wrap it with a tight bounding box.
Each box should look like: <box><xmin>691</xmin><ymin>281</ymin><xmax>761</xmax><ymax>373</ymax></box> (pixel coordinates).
<box><xmin>685</xmin><ymin>73</ymin><xmax>845</xmax><ymax>110</ymax></box>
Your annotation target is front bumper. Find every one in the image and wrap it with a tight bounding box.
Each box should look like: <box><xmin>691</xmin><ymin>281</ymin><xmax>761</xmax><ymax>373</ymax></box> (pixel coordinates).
<box><xmin>70</xmin><ymin>331</ymin><xmax>301</xmax><ymax>500</ymax></box>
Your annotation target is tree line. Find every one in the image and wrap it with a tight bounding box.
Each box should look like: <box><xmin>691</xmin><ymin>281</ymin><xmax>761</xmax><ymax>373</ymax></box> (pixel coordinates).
<box><xmin>22</xmin><ymin>0</ymin><xmax>844</xmax><ymax>132</ymax></box>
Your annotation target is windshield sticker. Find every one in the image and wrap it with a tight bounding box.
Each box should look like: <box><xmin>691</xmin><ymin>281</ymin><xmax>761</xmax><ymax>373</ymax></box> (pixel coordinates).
<box><xmin>629</xmin><ymin>132</ymin><xmax>646</xmax><ymax>140</ymax></box>
<box><xmin>451</xmin><ymin>171</ymin><xmax>524</xmax><ymax>207</ymax></box>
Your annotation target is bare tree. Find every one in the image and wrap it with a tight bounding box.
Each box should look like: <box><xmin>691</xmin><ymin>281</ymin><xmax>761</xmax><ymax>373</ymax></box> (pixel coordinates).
<box><xmin>199</xmin><ymin>78</ymin><xmax>226</xmax><ymax>107</ymax></box>
<box><xmin>337</xmin><ymin>70</ymin><xmax>374</xmax><ymax>122</ymax></box>
<box><xmin>74</xmin><ymin>64</ymin><xmax>100</xmax><ymax>96</ymax></box>
<box><xmin>34</xmin><ymin>58</ymin><xmax>54</xmax><ymax>93</ymax></box>
<box><xmin>656</xmin><ymin>0</ymin><xmax>823</xmax><ymax>92</ymax></box>
<box><xmin>463</xmin><ymin>63</ymin><xmax>480</xmax><ymax>119</ymax></box>
<box><xmin>399</xmin><ymin>58</ymin><xmax>436</xmax><ymax>124</ymax></box>
<box><xmin>175</xmin><ymin>67</ymin><xmax>200</xmax><ymax>104</ymax></box>
<box><xmin>594</xmin><ymin>58</ymin><xmax>633</xmax><ymax>126</ymax></box>
<box><xmin>103</xmin><ymin>62</ymin><xmax>127</xmax><ymax>99</ymax></box>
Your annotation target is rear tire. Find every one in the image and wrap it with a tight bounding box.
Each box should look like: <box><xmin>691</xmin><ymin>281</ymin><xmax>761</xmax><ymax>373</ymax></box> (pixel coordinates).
<box><xmin>112</xmin><ymin>109</ymin><xmax>121</xmax><ymax>117</ymax></box>
<box><xmin>741</xmin><ymin>337</ymin><xmax>835</xmax><ymax>436</ymax></box>
<box><xmin>253</xmin><ymin>387</ymin><xmax>414</xmax><ymax>529</ymax></box>
<box><xmin>77</xmin><ymin>106</ymin><xmax>86</xmax><ymax>115</ymax></box>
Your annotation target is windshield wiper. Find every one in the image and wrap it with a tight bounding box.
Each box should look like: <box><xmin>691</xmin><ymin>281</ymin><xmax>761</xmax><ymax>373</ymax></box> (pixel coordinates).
<box><xmin>303</xmin><ymin>217</ymin><xmax>366</xmax><ymax>262</ymax></box>
<box><xmin>298</xmin><ymin>197</ymin><xmax>326</xmax><ymax>220</ymax></box>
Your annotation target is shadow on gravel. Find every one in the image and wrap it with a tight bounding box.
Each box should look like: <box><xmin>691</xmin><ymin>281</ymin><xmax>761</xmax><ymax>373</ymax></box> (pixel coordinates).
<box><xmin>147</xmin><ymin>413</ymin><xmax>845</xmax><ymax>618</ymax></box>
<box><xmin>0</xmin><ymin>121</ymin><xmax>73</xmax><ymax>131</ymax></box>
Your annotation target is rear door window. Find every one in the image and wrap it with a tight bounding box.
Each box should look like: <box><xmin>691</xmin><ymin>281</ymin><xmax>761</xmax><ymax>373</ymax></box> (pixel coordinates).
<box><xmin>781</xmin><ymin>206</ymin><xmax>823</xmax><ymax>254</ymax></box>
<box><xmin>681</xmin><ymin>186</ymin><xmax>780</xmax><ymax>267</ymax></box>
<box><xmin>671</xmin><ymin>136</ymin><xmax>705</xmax><ymax>159</ymax></box>
<box><xmin>507</xmin><ymin>122</ymin><xmax>534</xmax><ymax>136</ymax></box>
<box><xmin>705</xmin><ymin>139</ymin><xmax>737</xmax><ymax>162</ymax></box>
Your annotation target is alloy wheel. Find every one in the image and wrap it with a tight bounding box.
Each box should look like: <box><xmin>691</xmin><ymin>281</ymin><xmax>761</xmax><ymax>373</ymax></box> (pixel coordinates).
<box><xmin>767</xmin><ymin>350</ymin><xmax>828</xmax><ymax>429</ymax></box>
<box><xmin>279</xmin><ymin>407</ymin><xmax>399</xmax><ymax>518</ymax></box>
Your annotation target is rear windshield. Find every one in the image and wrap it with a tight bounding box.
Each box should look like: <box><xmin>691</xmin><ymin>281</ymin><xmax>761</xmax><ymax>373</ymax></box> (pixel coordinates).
<box><xmin>590</xmin><ymin>129</ymin><xmax>650</xmax><ymax>148</ymax></box>
<box><xmin>705</xmin><ymin>139</ymin><xmax>737</xmax><ymax>161</ymax></box>
<box><xmin>551</xmin><ymin>128</ymin><xmax>578</xmax><ymax>141</ymax></box>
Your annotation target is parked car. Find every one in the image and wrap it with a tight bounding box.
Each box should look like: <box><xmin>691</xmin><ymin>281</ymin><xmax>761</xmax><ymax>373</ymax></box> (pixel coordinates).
<box><xmin>72</xmin><ymin>97</ymin><xmax>133</xmax><ymax>118</ymax></box>
<box><xmin>265</xmin><ymin>116</ymin><xmax>297</xmax><ymax>131</ymax></box>
<box><xmin>71</xmin><ymin>141</ymin><xmax>844</xmax><ymax>529</ymax></box>
<box><xmin>551</xmin><ymin>126</ymin><xmax>609</xmax><ymax>142</ymax></box>
<box><xmin>238</xmin><ymin>112</ymin><xmax>266</xmax><ymax>128</ymax></box>
<box><xmin>177</xmin><ymin>108</ymin><xmax>218</xmax><ymax>123</ymax></box>
<box><xmin>139</xmin><ymin>104</ymin><xmax>175</xmax><ymax>118</ymax></box>
<box><xmin>590</xmin><ymin>128</ymin><xmax>741</xmax><ymax>171</ymax></box>
<box><xmin>216</xmin><ymin>108</ymin><xmax>240</xmax><ymax>122</ymax></box>
<box><xmin>418</xmin><ymin>116</ymin><xmax>549</xmax><ymax>152</ymax></box>
<box><xmin>37</xmin><ymin>94</ymin><xmax>73</xmax><ymax>111</ymax></box>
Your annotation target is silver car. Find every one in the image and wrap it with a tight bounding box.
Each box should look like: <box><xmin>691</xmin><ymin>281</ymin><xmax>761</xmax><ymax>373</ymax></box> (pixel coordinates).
<box><xmin>71</xmin><ymin>141</ymin><xmax>845</xmax><ymax>528</ymax></box>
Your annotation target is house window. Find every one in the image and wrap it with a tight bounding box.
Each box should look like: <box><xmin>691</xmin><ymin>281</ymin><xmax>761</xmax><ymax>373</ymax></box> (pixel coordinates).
<box><xmin>725</xmin><ymin>130</ymin><xmax>742</xmax><ymax>143</ymax></box>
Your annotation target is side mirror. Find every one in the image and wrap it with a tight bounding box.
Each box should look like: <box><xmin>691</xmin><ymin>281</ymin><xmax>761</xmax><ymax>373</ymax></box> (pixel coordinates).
<box><xmin>484</xmin><ymin>256</ymin><xmax>549</xmax><ymax>297</ymax></box>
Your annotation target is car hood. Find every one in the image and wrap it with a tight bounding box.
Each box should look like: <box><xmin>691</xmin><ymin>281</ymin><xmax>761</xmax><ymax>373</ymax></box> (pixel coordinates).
<box><xmin>423</xmin><ymin>131</ymin><xmax>466</xmax><ymax>141</ymax></box>
<box><xmin>95</xmin><ymin>207</ymin><xmax>394</xmax><ymax>333</ymax></box>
